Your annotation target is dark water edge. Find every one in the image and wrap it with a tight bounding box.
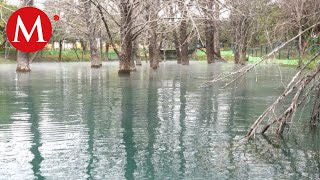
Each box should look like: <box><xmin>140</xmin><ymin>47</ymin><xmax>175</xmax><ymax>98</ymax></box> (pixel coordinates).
<box><xmin>0</xmin><ymin>62</ymin><xmax>319</xmax><ymax>180</ymax></box>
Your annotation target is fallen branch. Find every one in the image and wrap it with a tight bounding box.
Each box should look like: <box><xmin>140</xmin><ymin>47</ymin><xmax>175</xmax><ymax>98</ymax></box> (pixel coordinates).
<box><xmin>246</xmin><ymin>50</ymin><xmax>320</xmax><ymax>139</ymax></box>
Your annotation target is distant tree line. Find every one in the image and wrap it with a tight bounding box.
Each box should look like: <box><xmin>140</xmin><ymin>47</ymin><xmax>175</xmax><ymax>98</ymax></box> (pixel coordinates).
<box><xmin>0</xmin><ymin>0</ymin><xmax>319</xmax><ymax>73</ymax></box>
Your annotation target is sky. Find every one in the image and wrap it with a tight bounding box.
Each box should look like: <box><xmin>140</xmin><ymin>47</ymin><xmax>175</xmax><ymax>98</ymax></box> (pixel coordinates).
<box><xmin>4</xmin><ymin>0</ymin><xmax>45</xmax><ymax>8</ymax></box>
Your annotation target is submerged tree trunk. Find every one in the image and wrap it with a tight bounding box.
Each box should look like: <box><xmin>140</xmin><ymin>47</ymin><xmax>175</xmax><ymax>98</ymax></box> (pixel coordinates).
<box><xmin>16</xmin><ymin>0</ymin><xmax>34</xmax><ymax>72</ymax></box>
<box><xmin>16</xmin><ymin>51</ymin><xmax>30</xmax><ymax>72</ymax></box>
<box><xmin>82</xmin><ymin>0</ymin><xmax>101</xmax><ymax>68</ymax></box>
<box><xmin>130</xmin><ymin>56</ymin><xmax>136</xmax><ymax>71</ymax></box>
<box><xmin>130</xmin><ymin>41</ymin><xmax>136</xmax><ymax>71</ymax></box>
<box><xmin>89</xmin><ymin>36</ymin><xmax>101</xmax><ymax>68</ymax></box>
<box><xmin>58</xmin><ymin>39</ymin><xmax>63</xmax><ymax>61</ymax></box>
<box><xmin>118</xmin><ymin>0</ymin><xmax>133</xmax><ymax>74</ymax></box>
<box><xmin>119</xmin><ymin>40</ymin><xmax>132</xmax><ymax>74</ymax></box>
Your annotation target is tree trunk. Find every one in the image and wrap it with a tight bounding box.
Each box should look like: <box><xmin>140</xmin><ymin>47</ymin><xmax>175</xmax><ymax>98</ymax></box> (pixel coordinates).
<box><xmin>311</xmin><ymin>86</ymin><xmax>320</xmax><ymax>126</ymax></box>
<box><xmin>16</xmin><ymin>51</ymin><xmax>30</xmax><ymax>72</ymax></box>
<box><xmin>145</xmin><ymin>2</ymin><xmax>159</xmax><ymax>70</ymax></box>
<box><xmin>149</xmin><ymin>29</ymin><xmax>159</xmax><ymax>69</ymax></box>
<box><xmin>130</xmin><ymin>41</ymin><xmax>136</xmax><ymax>71</ymax></box>
<box><xmin>143</xmin><ymin>41</ymin><xmax>148</xmax><ymax>63</ymax></box>
<box><xmin>170</xmin><ymin>4</ymin><xmax>182</xmax><ymax>64</ymax></box>
<box><xmin>133</xmin><ymin>40</ymin><xmax>141</xmax><ymax>66</ymax></box>
<box><xmin>105</xmin><ymin>41</ymin><xmax>109</xmax><ymax>61</ymax></box>
<box><xmin>80</xmin><ymin>39</ymin><xmax>87</xmax><ymax>55</ymax></box>
<box><xmin>213</xmin><ymin>1</ymin><xmax>221</xmax><ymax>59</ymax></box>
<box><xmin>234</xmin><ymin>40</ymin><xmax>247</xmax><ymax>64</ymax></box>
<box><xmin>205</xmin><ymin>26</ymin><xmax>215</xmax><ymax>64</ymax></box>
<box><xmin>233</xmin><ymin>18</ymin><xmax>249</xmax><ymax>65</ymax></box>
<box><xmin>130</xmin><ymin>57</ymin><xmax>136</xmax><ymax>71</ymax></box>
<box><xmin>58</xmin><ymin>39</ymin><xmax>63</xmax><ymax>61</ymax></box>
<box><xmin>100</xmin><ymin>37</ymin><xmax>103</xmax><ymax>63</ymax></box>
<box><xmin>240</xmin><ymin>40</ymin><xmax>248</xmax><ymax>63</ymax></box>
<box><xmin>118</xmin><ymin>0</ymin><xmax>133</xmax><ymax>75</ymax></box>
<box><xmin>204</xmin><ymin>0</ymin><xmax>215</xmax><ymax>64</ymax></box>
<box><xmin>234</xmin><ymin>45</ymin><xmax>240</xmax><ymax>64</ymax></box>
<box><xmin>89</xmin><ymin>36</ymin><xmax>101</xmax><ymax>68</ymax></box>
<box><xmin>179</xmin><ymin>7</ymin><xmax>189</xmax><ymax>65</ymax></box>
<box><xmin>173</xmin><ymin>30</ymin><xmax>182</xmax><ymax>64</ymax></box>
<box><xmin>82</xmin><ymin>0</ymin><xmax>101</xmax><ymax>68</ymax></box>
<box><xmin>298</xmin><ymin>27</ymin><xmax>304</xmax><ymax>68</ymax></box>
<box><xmin>16</xmin><ymin>0</ymin><xmax>34</xmax><ymax>72</ymax></box>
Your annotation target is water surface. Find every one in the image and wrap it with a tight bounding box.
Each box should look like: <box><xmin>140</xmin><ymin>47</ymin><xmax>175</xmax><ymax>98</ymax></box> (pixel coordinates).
<box><xmin>0</xmin><ymin>62</ymin><xmax>319</xmax><ymax>179</ymax></box>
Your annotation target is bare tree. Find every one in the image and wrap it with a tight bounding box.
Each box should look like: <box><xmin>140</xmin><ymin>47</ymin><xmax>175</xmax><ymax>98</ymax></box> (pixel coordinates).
<box><xmin>278</xmin><ymin>0</ymin><xmax>320</xmax><ymax>68</ymax></box>
<box><xmin>179</xmin><ymin>1</ymin><xmax>189</xmax><ymax>65</ymax></box>
<box><xmin>224</xmin><ymin>0</ymin><xmax>270</xmax><ymax>64</ymax></box>
<box><xmin>202</xmin><ymin>0</ymin><xmax>215</xmax><ymax>64</ymax></box>
<box><xmin>145</xmin><ymin>0</ymin><xmax>160</xmax><ymax>69</ymax></box>
<box><xmin>213</xmin><ymin>1</ymin><xmax>221</xmax><ymax>59</ymax></box>
<box><xmin>81</xmin><ymin>0</ymin><xmax>101</xmax><ymax>68</ymax></box>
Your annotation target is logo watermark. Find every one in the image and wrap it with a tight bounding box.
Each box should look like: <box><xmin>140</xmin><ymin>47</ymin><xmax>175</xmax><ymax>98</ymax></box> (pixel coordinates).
<box><xmin>6</xmin><ymin>7</ymin><xmax>53</xmax><ymax>53</ymax></box>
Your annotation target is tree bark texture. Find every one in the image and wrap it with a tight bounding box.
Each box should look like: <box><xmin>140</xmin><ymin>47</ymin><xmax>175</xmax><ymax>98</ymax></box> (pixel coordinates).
<box><xmin>118</xmin><ymin>0</ymin><xmax>133</xmax><ymax>74</ymax></box>
<box><xmin>82</xmin><ymin>0</ymin><xmax>101</xmax><ymax>68</ymax></box>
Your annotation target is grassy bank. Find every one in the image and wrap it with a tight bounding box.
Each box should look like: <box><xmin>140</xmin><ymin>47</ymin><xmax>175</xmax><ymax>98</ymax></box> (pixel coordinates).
<box><xmin>195</xmin><ymin>49</ymin><xmax>320</xmax><ymax>68</ymax></box>
<box><xmin>1</xmin><ymin>49</ymin><xmax>317</xmax><ymax>68</ymax></box>
<box><xmin>0</xmin><ymin>49</ymin><xmax>119</xmax><ymax>63</ymax></box>
<box><xmin>0</xmin><ymin>57</ymin><xmax>15</xmax><ymax>64</ymax></box>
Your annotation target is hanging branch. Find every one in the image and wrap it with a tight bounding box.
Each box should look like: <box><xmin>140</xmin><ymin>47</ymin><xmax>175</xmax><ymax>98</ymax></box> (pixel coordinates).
<box><xmin>90</xmin><ymin>0</ymin><xmax>120</xmax><ymax>58</ymax></box>
<box><xmin>246</xmin><ymin>49</ymin><xmax>320</xmax><ymax>139</ymax></box>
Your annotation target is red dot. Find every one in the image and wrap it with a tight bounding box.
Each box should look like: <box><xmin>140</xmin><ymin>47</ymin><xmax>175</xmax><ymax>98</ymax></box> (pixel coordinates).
<box><xmin>53</xmin><ymin>15</ymin><xmax>59</xmax><ymax>21</ymax></box>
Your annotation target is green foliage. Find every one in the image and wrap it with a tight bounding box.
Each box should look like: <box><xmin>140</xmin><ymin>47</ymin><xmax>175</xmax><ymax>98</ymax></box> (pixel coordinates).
<box><xmin>0</xmin><ymin>57</ymin><xmax>15</xmax><ymax>64</ymax></box>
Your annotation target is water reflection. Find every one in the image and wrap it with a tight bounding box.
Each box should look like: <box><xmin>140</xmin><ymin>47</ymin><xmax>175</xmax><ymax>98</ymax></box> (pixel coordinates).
<box><xmin>0</xmin><ymin>62</ymin><xmax>319</xmax><ymax>179</ymax></box>
<box><xmin>178</xmin><ymin>71</ymin><xmax>187</xmax><ymax>178</ymax></box>
<box><xmin>145</xmin><ymin>75</ymin><xmax>159</xmax><ymax>179</ymax></box>
<box><xmin>24</xmin><ymin>78</ymin><xmax>45</xmax><ymax>180</ymax></box>
<box><xmin>120</xmin><ymin>78</ymin><xmax>137</xmax><ymax>180</ymax></box>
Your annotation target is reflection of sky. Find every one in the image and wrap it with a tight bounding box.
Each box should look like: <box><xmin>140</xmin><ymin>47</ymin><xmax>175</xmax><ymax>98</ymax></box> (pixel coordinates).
<box><xmin>0</xmin><ymin>62</ymin><xmax>318</xmax><ymax>179</ymax></box>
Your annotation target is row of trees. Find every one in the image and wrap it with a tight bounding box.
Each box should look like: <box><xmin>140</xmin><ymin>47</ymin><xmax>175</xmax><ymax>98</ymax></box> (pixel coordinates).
<box><xmin>4</xmin><ymin>0</ymin><xmax>319</xmax><ymax>73</ymax></box>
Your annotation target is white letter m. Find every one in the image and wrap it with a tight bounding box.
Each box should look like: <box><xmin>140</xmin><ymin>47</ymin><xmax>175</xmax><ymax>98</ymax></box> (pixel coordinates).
<box><xmin>13</xmin><ymin>15</ymin><xmax>46</xmax><ymax>42</ymax></box>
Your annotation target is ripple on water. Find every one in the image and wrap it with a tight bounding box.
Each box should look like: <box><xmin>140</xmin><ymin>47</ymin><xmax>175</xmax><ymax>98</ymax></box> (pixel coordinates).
<box><xmin>0</xmin><ymin>62</ymin><xmax>317</xmax><ymax>179</ymax></box>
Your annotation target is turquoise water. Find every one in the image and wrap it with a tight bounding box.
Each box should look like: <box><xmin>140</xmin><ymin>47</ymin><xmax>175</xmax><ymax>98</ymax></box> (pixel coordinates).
<box><xmin>0</xmin><ymin>62</ymin><xmax>319</xmax><ymax>179</ymax></box>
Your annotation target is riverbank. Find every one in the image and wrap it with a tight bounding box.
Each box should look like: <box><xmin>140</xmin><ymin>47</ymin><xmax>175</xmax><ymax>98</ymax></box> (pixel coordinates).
<box><xmin>1</xmin><ymin>50</ymin><xmax>317</xmax><ymax>68</ymax></box>
<box><xmin>196</xmin><ymin>49</ymin><xmax>299</xmax><ymax>64</ymax></box>
<box><xmin>0</xmin><ymin>57</ymin><xmax>15</xmax><ymax>64</ymax></box>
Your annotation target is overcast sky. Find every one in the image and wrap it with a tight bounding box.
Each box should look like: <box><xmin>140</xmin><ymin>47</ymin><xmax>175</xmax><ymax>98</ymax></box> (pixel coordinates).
<box><xmin>4</xmin><ymin>0</ymin><xmax>45</xmax><ymax>8</ymax></box>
